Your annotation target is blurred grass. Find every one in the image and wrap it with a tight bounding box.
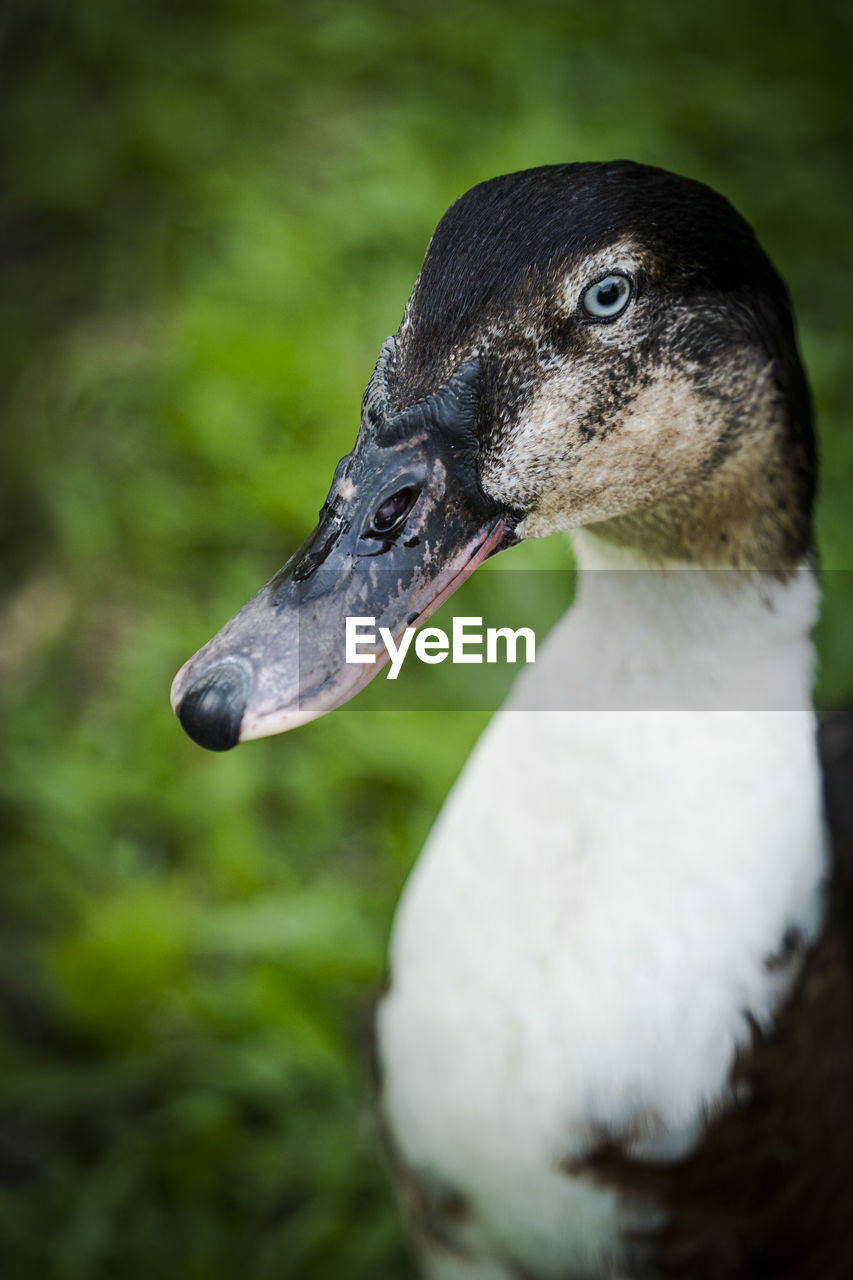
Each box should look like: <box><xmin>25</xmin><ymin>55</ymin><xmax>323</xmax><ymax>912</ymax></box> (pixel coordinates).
<box><xmin>1</xmin><ymin>1</ymin><xmax>851</xmax><ymax>1276</ymax></box>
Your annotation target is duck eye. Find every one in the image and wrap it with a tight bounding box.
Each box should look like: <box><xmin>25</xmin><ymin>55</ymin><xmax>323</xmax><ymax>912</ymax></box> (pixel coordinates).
<box><xmin>580</xmin><ymin>273</ymin><xmax>632</xmax><ymax>320</ymax></box>
<box><xmin>371</xmin><ymin>486</ymin><xmax>415</xmax><ymax>534</ymax></box>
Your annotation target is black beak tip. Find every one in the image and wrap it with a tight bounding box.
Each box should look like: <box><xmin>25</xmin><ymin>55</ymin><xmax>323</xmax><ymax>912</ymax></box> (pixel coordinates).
<box><xmin>176</xmin><ymin>664</ymin><xmax>250</xmax><ymax>752</ymax></box>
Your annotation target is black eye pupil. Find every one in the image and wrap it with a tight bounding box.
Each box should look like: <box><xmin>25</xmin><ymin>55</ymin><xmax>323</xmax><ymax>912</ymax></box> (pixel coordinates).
<box><xmin>373</xmin><ymin>487</ymin><xmax>413</xmax><ymax>532</ymax></box>
<box><xmin>597</xmin><ymin>282</ymin><xmax>620</xmax><ymax>306</ymax></box>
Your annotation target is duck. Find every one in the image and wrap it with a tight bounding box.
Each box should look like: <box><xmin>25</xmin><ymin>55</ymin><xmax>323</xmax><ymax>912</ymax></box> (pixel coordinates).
<box><xmin>170</xmin><ymin>161</ymin><xmax>853</xmax><ymax>1279</ymax></box>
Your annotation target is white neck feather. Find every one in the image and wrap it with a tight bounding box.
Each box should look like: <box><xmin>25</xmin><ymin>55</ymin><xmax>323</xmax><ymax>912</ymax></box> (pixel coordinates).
<box><xmin>508</xmin><ymin>529</ymin><xmax>820</xmax><ymax>714</ymax></box>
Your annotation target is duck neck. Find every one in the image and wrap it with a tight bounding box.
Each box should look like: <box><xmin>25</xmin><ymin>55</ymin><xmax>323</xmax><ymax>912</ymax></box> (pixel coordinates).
<box><xmin>539</xmin><ymin>529</ymin><xmax>821</xmax><ymax>713</ymax></box>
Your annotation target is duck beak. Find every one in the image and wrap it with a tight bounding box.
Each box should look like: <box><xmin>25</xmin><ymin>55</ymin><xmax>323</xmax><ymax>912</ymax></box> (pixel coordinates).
<box><xmin>170</xmin><ymin>341</ymin><xmax>515</xmax><ymax>750</ymax></box>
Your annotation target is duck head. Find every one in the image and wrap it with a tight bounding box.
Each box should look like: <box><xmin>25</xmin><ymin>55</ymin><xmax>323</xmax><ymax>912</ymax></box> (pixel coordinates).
<box><xmin>171</xmin><ymin>161</ymin><xmax>815</xmax><ymax>749</ymax></box>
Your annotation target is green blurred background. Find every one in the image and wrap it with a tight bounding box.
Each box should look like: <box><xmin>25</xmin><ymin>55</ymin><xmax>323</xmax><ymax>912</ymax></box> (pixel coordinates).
<box><xmin>1</xmin><ymin>2</ymin><xmax>851</xmax><ymax>1276</ymax></box>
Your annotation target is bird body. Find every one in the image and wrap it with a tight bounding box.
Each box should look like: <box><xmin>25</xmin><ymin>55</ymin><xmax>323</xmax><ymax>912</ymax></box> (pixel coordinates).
<box><xmin>171</xmin><ymin>162</ymin><xmax>853</xmax><ymax>1277</ymax></box>
<box><xmin>378</xmin><ymin>541</ymin><xmax>826</xmax><ymax>1277</ymax></box>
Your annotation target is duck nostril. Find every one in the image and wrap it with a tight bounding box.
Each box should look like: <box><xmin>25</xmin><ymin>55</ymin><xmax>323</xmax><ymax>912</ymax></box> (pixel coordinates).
<box><xmin>177</xmin><ymin>663</ymin><xmax>251</xmax><ymax>752</ymax></box>
<box><xmin>370</xmin><ymin>486</ymin><xmax>415</xmax><ymax>535</ymax></box>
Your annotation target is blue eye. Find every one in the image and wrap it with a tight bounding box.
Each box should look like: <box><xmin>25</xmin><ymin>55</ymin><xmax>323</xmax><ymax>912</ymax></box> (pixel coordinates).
<box><xmin>580</xmin><ymin>273</ymin><xmax>633</xmax><ymax>320</ymax></box>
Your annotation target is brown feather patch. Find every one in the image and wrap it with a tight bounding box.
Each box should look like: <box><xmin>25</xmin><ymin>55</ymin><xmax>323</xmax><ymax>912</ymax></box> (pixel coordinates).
<box><xmin>375</xmin><ymin>1112</ymin><xmax>473</xmax><ymax>1264</ymax></box>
